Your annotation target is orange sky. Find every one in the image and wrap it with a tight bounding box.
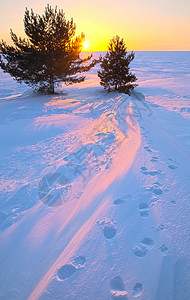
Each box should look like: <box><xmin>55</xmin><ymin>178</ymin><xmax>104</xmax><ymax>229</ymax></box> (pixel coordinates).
<box><xmin>0</xmin><ymin>0</ymin><xmax>190</xmax><ymax>51</ymax></box>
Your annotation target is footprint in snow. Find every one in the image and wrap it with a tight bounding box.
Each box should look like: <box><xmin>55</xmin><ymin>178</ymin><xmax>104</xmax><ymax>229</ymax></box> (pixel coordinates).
<box><xmin>133</xmin><ymin>238</ymin><xmax>154</xmax><ymax>258</ymax></box>
<box><xmin>147</xmin><ymin>183</ymin><xmax>163</xmax><ymax>195</ymax></box>
<box><xmin>114</xmin><ymin>198</ymin><xmax>125</xmax><ymax>205</ymax></box>
<box><xmin>57</xmin><ymin>264</ymin><xmax>77</xmax><ymax>280</ymax></box>
<box><xmin>104</xmin><ymin>225</ymin><xmax>116</xmax><ymax>239</ymax></box>
<box><xmin>97</xmin><ymin>218</ymin><xmax>116</xmax><ymax>239</ymax></box>
<box><xmin>144</xmin><ymin>146</ymin><xmax>152</xmax><ymax>153</ymax></box>
<box><xmin>57</xmin><ymin>256</ymin><xmax>86</xmax><ymax>280</ymax></box>
<box><xmin>159</xmin><ymin>244</ymin><xmax>169</xmax><ymax>256</ymax></box>
<box><xmin>141</xmin><ymin>237</ymin><xmax>155</xmax><ymax>250</ymax></box>
<box><xmin>133</xmin><ymin>246</ymin><xmax>147</xmax><ymax>257</ymax></box>
<box><xmin>133</xmin><ymin>282</ymin><xmax>143</xmax><ymax>297</ymax></box>
<box><xmin>73</xmin><ymin>256</ymin><xmax>86</xmax><ymax>267</ymax></box>
<box><xmin>168</xmin><ymin>165</ymin><xmax>177</xmax><ymax>170</ymax></box>
<box><xmin>113</xmin><ymin>194</ymin><xmax>131</xmax><ymax>205</ymax></box>
<box><xmin>155</xmin><ymin>224</ymin><xmax>166</xmax><ymax>232</ymax></box>
<box><xmin>140</xmin><ymin>166</ymin><xmax>147</xmax><ymax>171</ymax></box>
<box><xmin>153</xmin><ymin>188</ymin><xmax>163</xmax><ymax>195</ymax></box>
<box><xmin>139</xmin><ymin>203</ymin><xmax>149</xmax><ymax>217</ymax></box>
<box><xmin>150</xmin><ymin>156</ymin><xmax>159</xmax><ymax>162</ymax></box>
<box><xmin>140</xmin><ymin>167</ymin><xmax>162</xmax><ymax>176</ymax></box>
<box><xmin>110</xmin><ymin>276</ymin><xmax>128</xmax><ymax>299</ymax></box>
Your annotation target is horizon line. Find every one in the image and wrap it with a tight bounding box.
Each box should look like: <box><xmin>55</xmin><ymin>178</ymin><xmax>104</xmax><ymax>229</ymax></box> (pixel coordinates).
<box><xmin>82</xmin><ymin>50</ymin><xmax>190</xmax><ymax>52</ymax></box>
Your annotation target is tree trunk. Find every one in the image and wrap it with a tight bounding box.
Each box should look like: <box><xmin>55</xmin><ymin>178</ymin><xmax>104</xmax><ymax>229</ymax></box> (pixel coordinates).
<box><xmin>49</xmin><ymin>74</ymin><xmax>55</xmax><ymax>94</ymax></box>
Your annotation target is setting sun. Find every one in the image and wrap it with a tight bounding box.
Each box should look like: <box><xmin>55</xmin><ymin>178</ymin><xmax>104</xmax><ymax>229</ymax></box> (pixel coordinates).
<box><xmin>83</xmin><ymin>39</ymin><xmax>89</xmax><ymax>50</ymax></box>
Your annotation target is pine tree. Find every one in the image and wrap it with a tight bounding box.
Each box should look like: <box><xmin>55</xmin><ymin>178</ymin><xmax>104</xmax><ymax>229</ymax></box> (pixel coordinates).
<box><xmin>97</xmin><ymin>36</ymin><xmax>138</xmax><ymax>94</ymax></box>
<box><xmin>0</xmin><ymin>5</ymin><xmax>96</xmax><ymax>94</ymax></box>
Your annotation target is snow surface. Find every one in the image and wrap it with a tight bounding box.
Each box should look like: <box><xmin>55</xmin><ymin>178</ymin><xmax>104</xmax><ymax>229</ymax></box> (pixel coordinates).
<box><xmin>0</xmin><ymin>51</ymin><xmax>190</xmax><ymax>300</ymax></box>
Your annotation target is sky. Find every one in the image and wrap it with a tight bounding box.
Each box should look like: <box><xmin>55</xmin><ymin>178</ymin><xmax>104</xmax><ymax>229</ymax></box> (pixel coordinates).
<box><xmin>0</xmin><ymin>0</ymin><xmax>190</xmax><ymax>51</ymax></box>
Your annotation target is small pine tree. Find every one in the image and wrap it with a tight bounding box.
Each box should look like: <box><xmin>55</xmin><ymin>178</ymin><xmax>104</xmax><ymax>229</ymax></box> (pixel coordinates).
<box><xmin>0</xmin><ymin>5</ymin><xmax>96</xmax><ymax>94</ymax></box>
<box><xmin>97</xmin><ymin>36</ymin><xmax>138</xmax><ymax>94</ymax></box>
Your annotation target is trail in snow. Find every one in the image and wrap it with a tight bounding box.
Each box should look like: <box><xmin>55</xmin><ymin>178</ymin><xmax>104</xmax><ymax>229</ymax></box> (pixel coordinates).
<box><xmin>0</xmin><ymin>51</ymin><xmax>190</xmax><ymax>300</ymax></box>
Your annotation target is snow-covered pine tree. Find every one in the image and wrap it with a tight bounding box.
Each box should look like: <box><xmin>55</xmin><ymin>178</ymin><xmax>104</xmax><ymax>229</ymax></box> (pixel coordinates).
<box><xmin>0</xmin><ymin>5</ymin><xmax>96</xmax><ymax>94</ymax></box>
<box><xmin>97</xmin><ymin>36</ymin><xmax>138</xmax><ymax>94</ymax></box>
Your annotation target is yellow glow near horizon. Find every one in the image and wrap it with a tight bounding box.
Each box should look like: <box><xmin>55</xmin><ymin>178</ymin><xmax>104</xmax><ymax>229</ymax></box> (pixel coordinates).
<box><xmin>0</xmin><ymin>0</ymin><xmax>190</xmax><ymax>51</ymax></box>
<box><xmin>83</xmin><ymin>40</ymin><xmax>90</xmax><ymax>51</ymax></box>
